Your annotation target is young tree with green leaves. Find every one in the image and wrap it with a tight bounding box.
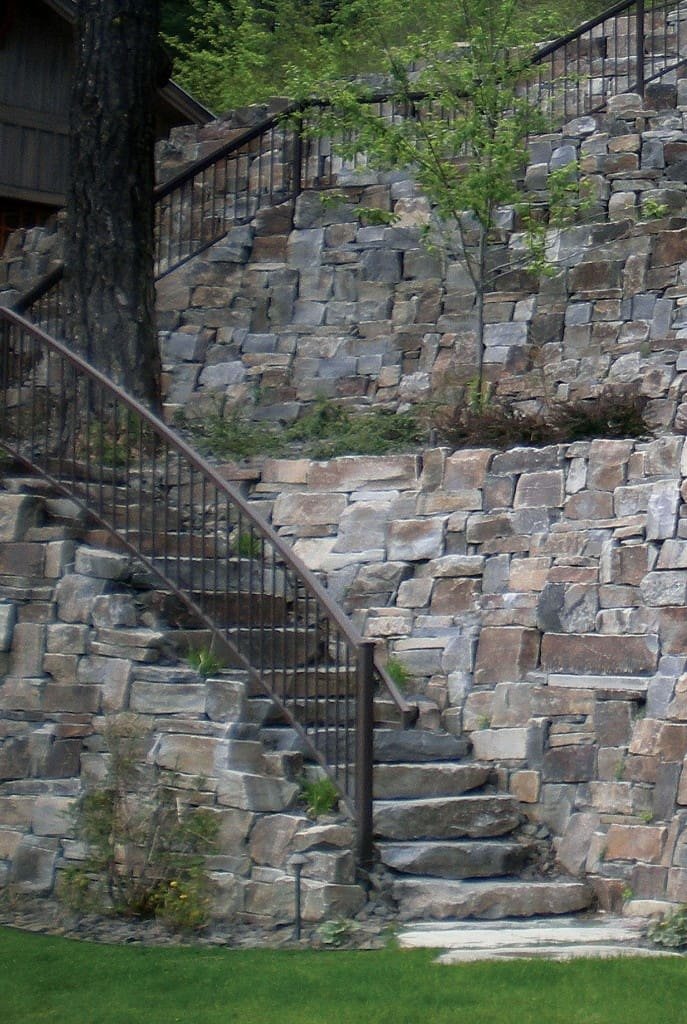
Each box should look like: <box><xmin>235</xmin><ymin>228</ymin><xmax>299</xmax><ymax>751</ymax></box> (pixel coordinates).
<box><xmin>298</xmin><ymin>0</ymin><xmax>555</xmax><ymax>401</ymax></box>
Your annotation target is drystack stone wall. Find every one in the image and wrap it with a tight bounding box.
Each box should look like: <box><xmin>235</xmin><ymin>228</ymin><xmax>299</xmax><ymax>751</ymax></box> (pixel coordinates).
<box><xmin>150</xmin><ymin>92</ymin><xmax>687</xmax><ymax>433</ymax></box>
<box><xmin>0</xmin><ymin>489</ymin><xmax>366</xmax><ymax>923</ymax></box>
<box><xmin>6</xmin><ymin>96</ymin><xmax>687</xmax><ymax>434</ymax></box>
<box><xmin>246</xmin><ymin>435</ymin><xmax>687</xmax><ymax>910</ymax></box>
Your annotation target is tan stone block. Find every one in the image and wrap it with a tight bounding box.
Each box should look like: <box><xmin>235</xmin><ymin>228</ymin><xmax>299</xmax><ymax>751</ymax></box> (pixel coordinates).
<box><xmin>474</xmin><ymin>626</ymin><xmax>540</xmax><ymax>686</ymax></box>
<box><xmin>564</xmin><ymin>491</ymin><xmax>614</xmax><ymax>519</ymax></box>
<box><xmin>387</xmin><ymin>517</ymin><xmax>446</xmax><ymax>561</ymax></box>
<box><xmin>156</xmin><ymin>735</ymin><xmax>230</xmax><ymax>776</ymax></box>
<box><xmin>587</xmin><ymin>440</ymin><xmax>633</xmax><ymax>490</ymax></box>
<box><xmin>540</xmin><ymin>633</ymin><xmax>657</xmax><ymax>675</ymax></box>
<box><xmin>307</xmin><ymin>455</ymin><xmax>419</xmax><ymax>492</ymax></box>
<box><xmin>513</xmin><ymin>470</ymin><xmax>565</xmax><ymax>509</ymax></box>
<box><xmin>658</xmin><ymin>609</ymin><xmax>687</xmax><ymax>655</ymax></box>
<box><xmin>491</xmin><ymin>682</ymin><xmax>533</xmax><ymax>728</ymax></box>
<box><xmin>272</xmin><ymin>492</ymin><xmax>347</xmax><ymax>528</ymax></box>
<box><xmin>463</xmin><ymin>691</ymin><xmax>495</xmax><ymax>731</ymax></box>
<box><xmin>509</xmin><ymin>557</ymin><xmax>551</xmax><ymax>592</ymax></box>
<box><xmin>667</xmin><ymin>868</ymin><xmax>687</xmax><ymax>902</ymax></box>
<box><xmin>653</xmin><ymin>228</ymin><xmax>687</xmax><ymax>267</ymax></box>
<box><xmin>430</xmin><ymin>578</ymin><xmax>479</xmax><ymax>614</ymax></box>
<box><xmin>510</xmin><ymin>770</ymin><xmax>541</xmax><ymax>803</ymax></box>
<box><xmin>0</xmin><ymin>829</ymin><xmax>23</xmax><ymax>859</ymax></box>
<box><xmin>608</xmin><ymin>134</ymin><xmax>640</xmax><ymax>152</ymax></box>
<box><xmin>629</xmin><ymin>718</ymin><xmax>663</xmax><ymax>756</ymax></box>
<box><xmin>605</xmin><ymin>824</ymin><xmax>667</xmax><ymax>863</ymax></box>
<box><xmin>659</xmin><ymin>724</ymin><xmax>687</xmax><ymax>763</ymax></box>
<box><xmin>471</xmin><ymin>727</ymin><xmax>529</xmax><ymax>760</ymax></box>
<box><xmin>532</xmin><ymin>686</ymin><xmax>595</xmax><ymax>716</ymax></box>
<box><xmin>261</xmin><ymin>459</ymin><xmax>311</xmax><ymax>485</ymax></box>
<box><xmin>443</xmin><ymin>449</ymin><xmax>495</xmax><ymax>490</ymax></box>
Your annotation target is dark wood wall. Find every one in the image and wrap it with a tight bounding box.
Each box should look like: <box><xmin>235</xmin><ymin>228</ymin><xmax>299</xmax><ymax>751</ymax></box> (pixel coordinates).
<box><xmin>0</xmin><ymin>0</ymin><xmax>72</xmax><ymax>206</ymax></box>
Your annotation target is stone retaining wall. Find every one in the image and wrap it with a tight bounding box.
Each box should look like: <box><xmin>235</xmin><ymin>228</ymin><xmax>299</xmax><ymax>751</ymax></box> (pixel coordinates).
<box><xmin>248</xmin><ymin>437</ymin><xmax>687</xmax><ymax>910</ymax></box>
<box><xmin>0</xmin><ymin>490</ymin><xmax>365</xmax><ymax>923</ymax></box>
<box><xmin>5</xmin><ymin>96</ymin><xmax>687</xmax><ymax>434</ymax></box>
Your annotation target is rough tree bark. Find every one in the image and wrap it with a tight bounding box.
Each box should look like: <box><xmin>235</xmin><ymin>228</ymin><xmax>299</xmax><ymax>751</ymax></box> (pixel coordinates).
<box><xmin>66</xmin><ymin>0</ymin><xmax>162</xmax><ymax>409</ymax></box>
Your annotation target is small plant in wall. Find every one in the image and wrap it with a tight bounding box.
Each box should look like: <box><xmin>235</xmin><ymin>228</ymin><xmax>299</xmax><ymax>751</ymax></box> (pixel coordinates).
<box><xmin>61</xmin><ymin>714</ymin><xmax>219</xmax><ymax>931</ymax></box>
<box><xmin>187</xmin><ymin>645</ymin><xmax>225</xmax><ymax>679</ymax></box>
<box><xmin>647</xmin><ymin>905</ymin><xmax>687</xmax><ymax>949</ymax></box>
<box><xmin>300</xmin><ymin>774</ymin><xmax>340</xmax><ymax>818</ymax></box>
<box><xmin>316</xmin><ymin>917</ymin><xmax>355</xmax><ymax>947</ymax></box>
<box><xmin>385</xmin><ymin>657</ymin><xmax>412</xmax><ymax>693</ymax></box>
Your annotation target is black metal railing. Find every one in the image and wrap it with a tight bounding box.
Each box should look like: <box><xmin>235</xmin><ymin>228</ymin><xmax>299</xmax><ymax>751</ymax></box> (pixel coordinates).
<box><xmin>526</xmin><ymin>0</ymin><xmax>687</xmax><ymax>122</ymax></box>
<box><xmin>0</xmin><ymin>307</ymin><xmax>417</xmax><ymax>865</ymax></box>
<box><xmin>15</xmin><ymin>0</ymin><xmax>687</xmax><ymax>312</ymax></box>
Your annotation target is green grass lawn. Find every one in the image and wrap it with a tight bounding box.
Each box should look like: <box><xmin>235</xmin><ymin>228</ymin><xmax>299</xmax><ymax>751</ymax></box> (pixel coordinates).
<box><xmin>3</xmin><ymin>926</ymin><xmax>687</xmax><ymax>1024</ymax></box>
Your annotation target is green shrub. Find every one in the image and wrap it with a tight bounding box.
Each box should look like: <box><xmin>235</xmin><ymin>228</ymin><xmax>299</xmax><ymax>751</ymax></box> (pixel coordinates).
<box><xmin>187</xmin><ymin>646</ymin><xmax>225</xmax><ymax>678</ymax></box>
<box><xmin>385</xmin><ymin>657</ymin><xmax>412</xmax><ymax>693</ymax></box>
<box><xmin>647</xmin><ymin>906</ymin><xmax>687</xmax><ymax>949</ymax></box>
<box><xmin>300</xmin><ymin>775</ymin><xmax>339</xmax><ymax>818</ymax></box>
<box><xmin>285</xmin><ymin>401</ymin><xmax>425</xmax><ymax>458</ymax></box>
<box><xmin>62</xmin><ymin>714</ymin><xmax>219</xmax><ymax>930</ymax></box>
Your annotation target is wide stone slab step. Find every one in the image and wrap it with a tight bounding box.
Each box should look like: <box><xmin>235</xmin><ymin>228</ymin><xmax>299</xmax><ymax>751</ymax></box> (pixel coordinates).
<box><xmin>374</xmin><ymin>762</ymin><xmax>491</xmax><ymax>799</ymax></box>
<box><xmin>373</xmin><ymin>728</ymin><xmax>470</xmax><ymax>763</ymax></box>
<box><xmin>391</xmin><ymin>878</ymin><xmax>592</xmax><ymax>921</ymax></box>
<box><xmin>397</xmin><ymin>915</ymin><xmax>678</xmax><ymax>961</ymax></box>
<box><xmin>374</xmin><ymin>794</ymin><xmax>522</xmax><ymax>841</ymax></box>
<box><xmin>378</xmin><ymin>839</ymin><xmax>531</xmax><ymax>878</ymax></box>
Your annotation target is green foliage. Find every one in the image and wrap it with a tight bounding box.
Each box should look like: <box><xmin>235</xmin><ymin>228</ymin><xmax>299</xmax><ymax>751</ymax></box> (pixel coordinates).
<box><xmin>187</xmin><ymin>646</ymin><xmax>225</xmax><ymax>678</ymax></box>
<box><xmin>385</xmin><ymin>657</ymin><xmax>412</xmax><ymax>692</ymax></box>
<box><xmin>546</xmin><ymin>163</ymin><xmax>596</xmax><ymax>228</ymax></box>
<box><xmin>185</xmin><ymin>400</ymin><xmax>423</xmax><ymax>460</ymax></box>
<box><xmin>641</xmin><ymin>196</ymin><xmax>669</xmax><ymax>220</ymax></box>
<box><xmin>284</xmin><ymin>401</ymin><xmax>425</xmax><ymax>458</ymax></box>
<box><xmin>162</xmin><ymin>0</ymin><xmax>611</xmax><ymax>113</ymax></box>
<box><xmin>647</xmin><ymin>906</ymin><xmax>687</xmax><ymax>949</ymax></box>
<box><xmin>316</xmin><ymin>917</ymin><xmax>354</xmax><ymax>946</ymax></box>
<box><xmin>62</xmin><ymin>715</ymin><xmax>219</xmax><ymax>930</ymax></box>
<box><xmin>300</xmin><ymin>775</ymin><xmax>339</xmax><ymax>818</ymax></box>
<box><xmin>236</xmin><ymin>531</ymin><xmax>263</xmax><ymax>558</ymax></box>
<box><xmin>184</xmin><ymin>407</ymin><xmax>280</xmax><ymax>460</ymax></box>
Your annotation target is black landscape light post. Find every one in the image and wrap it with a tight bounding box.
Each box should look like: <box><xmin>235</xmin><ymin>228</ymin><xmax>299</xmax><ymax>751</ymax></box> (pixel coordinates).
<box><xmin>290</xmin><ymin>853</ymin><xmax>308</xmax><ymax>940</ymax></box>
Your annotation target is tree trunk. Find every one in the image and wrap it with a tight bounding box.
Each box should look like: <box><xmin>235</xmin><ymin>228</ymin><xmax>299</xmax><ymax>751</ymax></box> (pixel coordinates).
<box><xmin>66</xmin><ymin>0</ymin><xmax>162</xmax><ymax>410</ymax></box>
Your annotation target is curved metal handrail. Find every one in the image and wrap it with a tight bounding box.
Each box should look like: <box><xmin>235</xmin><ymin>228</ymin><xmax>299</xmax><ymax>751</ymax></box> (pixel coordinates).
<box><xmin>0</xmin><ymin>306</ymin><xmax>417</xmax><ymax>865</ymax></box>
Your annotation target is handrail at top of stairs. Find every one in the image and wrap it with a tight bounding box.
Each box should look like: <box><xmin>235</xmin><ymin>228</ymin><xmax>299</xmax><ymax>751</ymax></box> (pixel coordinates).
<box><xmin>13</xmin><ymin>0</ymin><xmax>686</xmax><ymax>304</ymax></box>
<box><xmin>0</xmin><ymin>305</ymin><xmax>418</xmax><ymax>866</ymax></box>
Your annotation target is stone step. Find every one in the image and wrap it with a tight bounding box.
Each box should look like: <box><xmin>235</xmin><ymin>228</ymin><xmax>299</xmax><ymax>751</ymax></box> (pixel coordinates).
<box><xmin>396</xmin><ymin>915</ymin><xmax>673</xmax><ymax>961</ymax></box>
<box><xmin>378</xmin><ymin>839</ymin><xmax>532</xmax><ymax>878</ymax></box>
<box><xmin>256</xmin><ymin>695</ymin><xmax>401</xmax><ymax>728</ymax></box>
<box><xmin>373</xmin><ymin>728</ymin><xmax>470</xmax><ymax>763</ymax></box>
<box><xmin>374</xmin><ymin>794</ymin><xmax>522</xmax><ymax>841</ymax></box>
<box><xmin>149</xmin><ymin>556</ymin><xmax>289</xmax><ymax>596</ymax></box>
<box><xmin>391</xmin><ymin>878</ymin><xmax>592</xmax><ymax>921</ymax></box>
<box><xmin>374</xmin><ymin>762</ymin><xmax>490</xmax><ymax>799</ymax></box>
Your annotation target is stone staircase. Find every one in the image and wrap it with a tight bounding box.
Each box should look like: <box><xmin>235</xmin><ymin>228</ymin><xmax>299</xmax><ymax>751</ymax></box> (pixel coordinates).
<box><xmin>0</xmin><ymin>466</ymin><xmax>594</xmax><ymax>925</ymax></box>
<box><xmin>370</xmin><ymin>726</ymin><xmax>591</xmax><ymax>922</ymax></box>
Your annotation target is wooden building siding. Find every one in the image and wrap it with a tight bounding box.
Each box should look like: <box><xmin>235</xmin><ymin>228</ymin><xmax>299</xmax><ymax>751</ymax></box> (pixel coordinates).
<box><xmin>0</xmin><ymin>0</ymin><xmax>72</xmax><ymax>204</ymax></box>
<box><xmin>0</xmin><ymin>0</ymin><xmax>212</xmax><ymax>237</ymax></box>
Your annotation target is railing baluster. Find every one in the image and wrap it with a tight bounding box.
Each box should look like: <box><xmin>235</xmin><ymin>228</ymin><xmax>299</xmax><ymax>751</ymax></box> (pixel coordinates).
<box><xmin>637</xmin><ymin>0</ymin><xmax>646</xmax><ymax>95</ymax></box>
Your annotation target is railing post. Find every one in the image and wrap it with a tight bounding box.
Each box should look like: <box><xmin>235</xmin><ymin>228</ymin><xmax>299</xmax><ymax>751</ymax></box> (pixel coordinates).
<box><xmin>291</xmin><ymin>104</ymin><xmax>304</xmax><ymax>199</ymax></box>
<box><xmin>635</xmin><ymin>0</ymin><xmax>645</xmax><ymax>97</ymax></box>
<box><xmin>356</xmin><ymin>640</ymin><xmax>375</xmax><ymax>872</ymax></box>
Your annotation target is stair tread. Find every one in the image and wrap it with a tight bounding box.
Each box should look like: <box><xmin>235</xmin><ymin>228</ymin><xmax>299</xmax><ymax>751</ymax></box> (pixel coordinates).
<box><xmin>391</xmin><ymin>877</ymin><xmax>592</xmax><ymax>922</ymax></box>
